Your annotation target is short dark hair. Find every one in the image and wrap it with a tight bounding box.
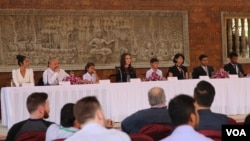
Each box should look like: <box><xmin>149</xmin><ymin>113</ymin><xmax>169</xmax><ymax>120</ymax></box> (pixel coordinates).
<box><xmin>168</xmin><ymin>94</ymin><xmax>195</xmax><ymax>126</ymax></box>
<box><xmin>244</xmin><ymin>114</ymin><xmax>250</xmax><ymax>125</ymax></box>
<box><xmin>85</xmin><ymin>62</ymin><xmax>95</xmax><ymax>72</ymax></box>
<box><xmin>26</xmin><ymin>92</ymin><xmax>48</xmax><ymax>114</ymax></box>
<box><xmin>173</xmin><ymin>53</ymin><xmax>185</xmax><ymax>64</ymax></box>
<box><xmin>150</xmin><ymin>57</ymin><xmax>159</xmax><ymax>63</ymax></box>
<box><xmin>194</xmin><ymin>80</ymin><xmax>215</xmax><ymax>107</ymax></box>
<box><xmin>229</xmin><ymin>52</ymin><xmax>238</xmax><ymax>58</ymax></box>
<box><xmin>74</xmin><ymin>96</ymin><xmax>101</xmax><ymax>125</ymax></box>
<box><xmin>199</xmin><ymin>54</ymin><xmax>208</xmax><ymax>61</ymax></box>
<box><xmin>16</xmin><ymin>55</ymin><xmax>26</xmax><ymax>66</ymax></box>
<box><xmin>60</xmin><ymin>103</ymin><xmax>75</xmax><ymax>127</ymax></box>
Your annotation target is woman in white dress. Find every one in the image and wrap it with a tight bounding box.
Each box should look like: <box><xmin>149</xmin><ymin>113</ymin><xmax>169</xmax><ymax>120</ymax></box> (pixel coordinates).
<box><xmin>12</xmin><ymin>55</ymin><xmax>34</xmax><ymax>87</ymax></box>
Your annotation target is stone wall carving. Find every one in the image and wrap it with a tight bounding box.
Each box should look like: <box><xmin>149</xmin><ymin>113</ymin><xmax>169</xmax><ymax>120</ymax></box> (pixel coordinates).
<box><xmin>0</xmin><ymin>10</ymin><xmax>189</xmax><ymax>71</ymax></box>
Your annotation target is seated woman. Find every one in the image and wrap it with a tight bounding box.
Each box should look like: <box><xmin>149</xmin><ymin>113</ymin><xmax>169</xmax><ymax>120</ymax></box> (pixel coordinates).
<box><xmin>12</xmin><ymin>55</ymin><xmax>34</xmax><ymax>87</ymax></box>
<box><xmin>82</xmin><ymin>62</ymin><xmax>100</xmax><ymax>84</ymax></box>
<box><xmin>116</xmin><ymin>52</ymin><xmax>137</xmax><ymax>82</ymax></box>
<box><xmin>167</xmin><ymin>53</ymin><xmax>188</xmax><ymax>80</ymax></box>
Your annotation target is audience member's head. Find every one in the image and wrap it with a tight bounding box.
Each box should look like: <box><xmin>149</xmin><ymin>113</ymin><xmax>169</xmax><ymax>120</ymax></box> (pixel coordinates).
<box><xmin>26</xmin><ymin>92</ymin><xmax>50</xmax><ymax>119</ymax></box>
<box><xmin>168</xmin><ymin>94</ymin><xmax>198</xmax><ymax>128</ymax></box>
<box><xmin>229</xmin><ymin>52</ymin><xmax>238</xmax><ymax>64</ymax></box>
<box><xmin>120</xmin><ymin>52</ymin><xmax>132</xmax><ymax>69</ymax></box>
<box><xmin>60</xmin><ymin>103</ymin><xmax>79</xmax><ymax>128</ymax></box>
<box><xmin>193</xmin><ymin>80</ymin><xmax>215</xmax><ymax>108</ymax></box>
<box><xmin>148</xmin><ymin>87</ymin><xmax>166</xmax><ymax>107</ymax></box>
<box><xmin>74</xmin><ymin>96</ymin><xmax>105</xmax><ymax>127</ymax></box>
<box><xmin>16</xmin><ymin>54</ymin><xmax>29</xmax><ymax>67</ymax></box>
<box><xmin>199</xmin><ymin>54</ymin><xmax>208</xmax><ymax>66</ymax></box>
<box><xmin>48</xmin><ymin>57</ymin><xmax>59</xmax><ymax>71</ymax></box>
<box><xmin>244</xmin><ymin>114</ymin><xmax>250</xmax><ymax>125</ymax></box>
<box><xmin>173</xmin><ymin>53</ymin><xmax>185</xmax><ymax>65</ymax></box>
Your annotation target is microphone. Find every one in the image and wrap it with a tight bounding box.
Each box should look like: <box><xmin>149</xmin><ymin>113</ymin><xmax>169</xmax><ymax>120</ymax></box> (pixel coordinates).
<box><xmin>46</xmin><ymin>69</ymin><xmax>49</xmax><ymax>85</ymax></box>
<box><xmin>177</xmin><ymin>65</ymin><xmax>185</xmax><ymax>79</ymax></box>
<box><xmin>116</xmin><ymin>66</ymin><xmax>123</xmax><ymax>82</ymax></box>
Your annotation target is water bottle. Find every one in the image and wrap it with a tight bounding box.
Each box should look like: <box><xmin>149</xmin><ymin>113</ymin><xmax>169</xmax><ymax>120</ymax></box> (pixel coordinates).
<box><xmin>126</xmin><ymin>74</ymin><xmax>131</xmax><ymax>82</ymax></box>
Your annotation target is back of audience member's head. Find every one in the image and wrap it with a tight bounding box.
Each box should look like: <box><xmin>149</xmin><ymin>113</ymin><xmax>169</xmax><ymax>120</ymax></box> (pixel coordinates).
<box><xmin>199</xmin><ymin>54</ymin><xmax>208</xmax><ymax>61</ymax></box>
<box><xmin>60</xmin><ymin>103</ymin><xmax>75</xmax><ymax>128</ymax></box>
<box><xmin>229</xmin><ymin>52</ymin><xmax>238</xmax><ymax>58</ymax></box>
<box><xmin>168</xmin><ymin>94</ymin><xmax>196</xmax><ymax>127</ymax></box>
<box><xmin>150</xmin><ymin>57</ymin><xmax>159</xmax><ymax>63</ymax></box>
<box><xmin>244</xmin><ymin>114</ymin><xmax>250</xmax><ymax>125</ymax></box>
<box><xmin>148</xmin><ymin>87</ymin><xmax>166</xmax><ymax>107</ymax></box>
<box><xmin>27</xmin><ymin>92</ymin><xmax>48</xmax><ymax>114</ymax></box>
<box><xmin>194</xmin><ymin>80</ymin><xmax>215</xmax><ymax>107</ymax></box>
<box><xmin>74</xmin><ymin>96</ymin><xmax>103</xmax><ymax>125</ymax></box>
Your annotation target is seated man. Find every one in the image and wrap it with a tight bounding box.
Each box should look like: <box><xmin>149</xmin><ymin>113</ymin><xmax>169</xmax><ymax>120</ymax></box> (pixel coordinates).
<box><xmin>121</xmin><ymin>87</ymin><xmax>172</xmax><ymax>134</ymax></box>
<box><xmin>66</xmin><ymin>96</ymin><xmax>130</xmax><ymax>141</ymax></box>
<box><xmin>194</xmin><ymin>80</ymin><xmax>229</xmax><ymax>130</ymax></box>
<box><xmin>43</xmin><ymin>57</ymin><xmax>69</xmax><ymax>85</ymax></box>
<box><xmin>224</xmin><ymin>52</ymin><xmax>245</xmax><ymax>77</ymax></box>
<box><xmin>46</xmin><ymin>103</ymin><xmax>80</xmax><ymax>141</ymax></box>
<box><xmin>6</xmin><ymin>92</ymin><xmax>53</xmax><ymax>141</ymax></box>
<box><xmin>192</xmin><ymin>54</ymin><xmax>214</xmax><ymax>79</ymax></box>
<box><xmin>146</xmin><ymin>57</ymin><xmax>164</xmax><ymax>81</ymax></box>
<box><xmin>161</xmin><ymin>94</ymin><xmax>212</xmax><ymax>141</ymax></box>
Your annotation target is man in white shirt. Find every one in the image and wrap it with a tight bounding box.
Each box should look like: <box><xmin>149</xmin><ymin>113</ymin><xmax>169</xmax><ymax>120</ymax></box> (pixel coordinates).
<box><xmin>66</xmin><ymin>96</ymin><xmax>130</xmax><ymax>141</ymax></box>
<box><xmin>161</xmin><ymin>94</ymin><xmax>212</xmax><ymax>141</ymax></box>
<box><xmin>43</xmin><ymin>57</ymin><xmax>69</xmax><ymax>85</ymax></box>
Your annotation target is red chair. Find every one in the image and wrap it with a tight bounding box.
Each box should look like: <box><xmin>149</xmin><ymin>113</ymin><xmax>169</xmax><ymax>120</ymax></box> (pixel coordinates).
<box><xmin>228</xmin><ymin>117</ymin><xmax>237</xmax><ymax>124</ymax></box>
<box><xmin>53</xmin><ymin>139</ymin><xmax>65</xmax><ymax>141</ymax></box>
<box><xmin>138</xmin><ymin>124</ymin><xmax>173</xmax><ymax>141</ymax></box>
<box><xmin>129</xmin><ymin>134</ymin><xmax>154</xmax><ymax>141</ymax></box>
<box><xmin>198</xmin><ymin>129</ymin><xmax>222</xmax><ymax>141</ymax></box>
<box><xmin>16</xmin><ymin>131</ymin><xmax>46</xmax><ymax>141</ymax></box>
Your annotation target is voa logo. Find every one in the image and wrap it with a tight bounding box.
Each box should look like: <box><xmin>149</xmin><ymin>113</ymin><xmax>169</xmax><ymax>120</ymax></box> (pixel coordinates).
<box><xmin>226</xmin><ymin>129</ymin><xmax>246</xmax><ymax>136</ymax></box>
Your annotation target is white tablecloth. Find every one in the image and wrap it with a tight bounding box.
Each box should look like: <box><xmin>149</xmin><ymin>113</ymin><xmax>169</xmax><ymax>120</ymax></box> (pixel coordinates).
<box><xmin>2</xmin><ymin>78</ymin><xmax>250</xmax><ymax>129</ymax></box>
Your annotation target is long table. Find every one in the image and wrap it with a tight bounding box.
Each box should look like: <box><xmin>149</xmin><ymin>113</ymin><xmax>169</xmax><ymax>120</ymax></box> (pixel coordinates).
<box><xmin>2</xmin><ymin>78</ymin><xmax>250</xmax><ymax>129</ymax></box>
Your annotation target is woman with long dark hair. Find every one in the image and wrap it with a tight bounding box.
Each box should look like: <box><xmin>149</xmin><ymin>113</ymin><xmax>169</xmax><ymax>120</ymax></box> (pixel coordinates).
<box><xmin>12</xmin><ymin>55</ymin><xmax>34</xmax><ymax>86</ymax></box>
<box><xmin>116</xmin><ymin>53</ymin><xmax>137</xmax><ymax>82</ymax></box>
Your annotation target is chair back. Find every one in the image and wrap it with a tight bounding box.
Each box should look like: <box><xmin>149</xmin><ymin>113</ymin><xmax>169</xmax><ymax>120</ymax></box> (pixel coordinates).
<box><xmin>228</xmin><ymin>117</ymin><xmax>237</xmax><ymax>124</ymax></box>
<box><xmin>129</xmin><ymin>134</ymin><xmax>154</xmax><ymax>141</ymax></box>
<box><xmin>198</xmin><ymin>129</ymin><xmax>222</xmax><ymax>141</ymax></box>
<box><xmin>16</xmin><ymin>131</ymin><xmax>46</xmax><ymax>141</ymax></box>
<box><xmin>53</xmin><ymin>139</ymin><xmax>65</xmax><ymax>141</ymax></box>
<box><xmin>138</xmin><ymin>124</ymin><xmax>173</xmax><ymax>141</ymax></box>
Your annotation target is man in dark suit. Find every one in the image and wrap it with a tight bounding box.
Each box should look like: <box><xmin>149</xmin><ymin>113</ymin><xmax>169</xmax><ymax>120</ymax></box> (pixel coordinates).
<box><xmin>192</xmin><ymin>54</ymin><xmax>214</xmax><ymax>79</ymax></box>
<box><xmin>194</xmin><ymin>80</ymin><xmax>229</xmax><ymax>130</ymax></box>
<box><xmin>224</xmin><ymin>52</ymin><xmax>245</xmax><ymax>77</ymax></box>
<box><xmin>121</xmin><ymin>87</ymin><xmax>172</xmax><ymax>134</ymax></box>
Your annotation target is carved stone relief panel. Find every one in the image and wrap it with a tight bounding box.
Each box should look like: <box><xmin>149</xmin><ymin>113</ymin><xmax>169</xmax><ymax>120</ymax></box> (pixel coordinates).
<box><xmin>0</xmin><ymin>10</ymin><xmax>189</xmax><ymax>72</ymax></box>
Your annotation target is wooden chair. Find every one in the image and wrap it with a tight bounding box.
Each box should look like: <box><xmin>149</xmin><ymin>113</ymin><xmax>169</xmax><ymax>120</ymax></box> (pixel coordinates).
<box><xmin>138</xmin><ymin>124</ymin><xmax>173</xmax><ymax>141</ymax></box>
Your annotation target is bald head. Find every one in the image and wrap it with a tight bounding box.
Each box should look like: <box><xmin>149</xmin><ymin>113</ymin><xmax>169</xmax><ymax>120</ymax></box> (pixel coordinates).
<box><xmin>148</xmin><ymin>87</ymin><xmax>166</xmax><ymax>106</ymax></box>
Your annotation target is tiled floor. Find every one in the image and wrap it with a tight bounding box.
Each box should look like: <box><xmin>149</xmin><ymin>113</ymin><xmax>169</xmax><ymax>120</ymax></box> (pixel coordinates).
<box><xmin>0</xmin><ymin>114</ymin><xmax>247</xmax><ymax>140</ymax></box>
